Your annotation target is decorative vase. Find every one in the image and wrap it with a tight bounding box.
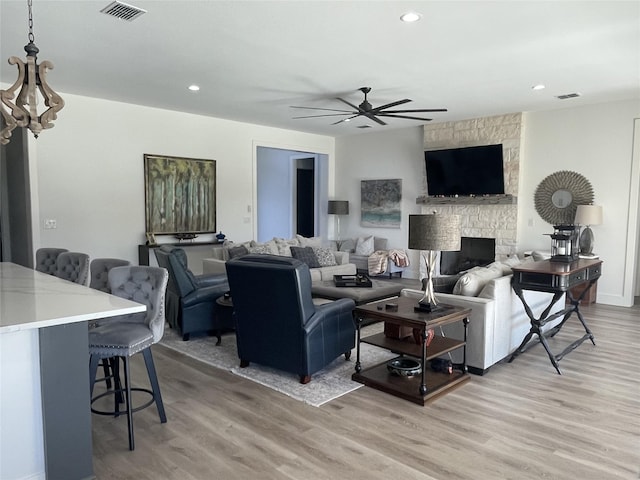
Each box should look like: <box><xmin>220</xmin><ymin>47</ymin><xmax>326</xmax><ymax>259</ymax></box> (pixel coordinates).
<box><xmin>216</xmin><ymin>231</ymin><xmax>226</xmax><ymax>242</ymax></box>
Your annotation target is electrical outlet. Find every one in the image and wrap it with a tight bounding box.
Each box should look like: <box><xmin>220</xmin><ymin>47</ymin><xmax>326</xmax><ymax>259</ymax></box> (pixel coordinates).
<box><xmin>44</xmin><ymin>219</ymin><xmax>57</xmax><ymax>229</ymax></box>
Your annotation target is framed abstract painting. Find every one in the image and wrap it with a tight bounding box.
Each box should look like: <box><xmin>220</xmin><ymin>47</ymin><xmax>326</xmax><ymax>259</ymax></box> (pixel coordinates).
<box><xmin>144</xmin><ymin>154</ymin><xmax>216</xmax><ymax>236</ymax></box>
<box><xmin>360</xmin><ymin>179</ymin><xmax>402</xmax><ymax>228</ymax></box>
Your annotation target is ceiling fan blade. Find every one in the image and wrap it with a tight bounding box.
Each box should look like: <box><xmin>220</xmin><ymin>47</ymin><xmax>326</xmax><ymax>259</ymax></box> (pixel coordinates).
<box><xmin>293</xmin><ymin>113</ymin><xmax>354</xmax><ymax>119</ymax></box>
<box><xmin>331</xmin><ymin>114</ymin><xmax>360</xmax><ymax>125</ymax></box>
<box><xmin>290</xmin><ymin>106</ymin><xmax>354</xmax><ymax>113</ymax></box>
<box><xmin>382</xmin><ymin>108</ymin><xmax>448</xmax><ymax>113</ymax></box>
<box><xmin>335</xmin><ymin>97</ymin><xmax>362</xmax><ymax>112</ymax></box>
<box><xmin>371</xmin><ymin>99</ymin><xmax>411</xmax><ymax>112</ymax></box>
<box><xmin>377</xmin><ymin>113</ymin><xmax>433</xmax><ymax>121</ymax></box>
<box><xmin>364</xmin><ymin>113</ymin><xmax>387</xmax><ymax>126</ymax></box>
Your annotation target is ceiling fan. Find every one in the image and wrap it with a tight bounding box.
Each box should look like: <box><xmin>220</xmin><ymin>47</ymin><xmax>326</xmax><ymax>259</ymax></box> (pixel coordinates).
<box><xmin>291</xmin><ymin>87</ymin><xmax>447</xmax><ymax>126</ymax></box>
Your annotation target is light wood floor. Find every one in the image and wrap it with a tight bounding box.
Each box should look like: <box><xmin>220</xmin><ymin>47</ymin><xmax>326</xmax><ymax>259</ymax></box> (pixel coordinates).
<box><xmin>92</xmin><ymin>301</ymin><xmax>640</xmax><ymax>480</ymax></box>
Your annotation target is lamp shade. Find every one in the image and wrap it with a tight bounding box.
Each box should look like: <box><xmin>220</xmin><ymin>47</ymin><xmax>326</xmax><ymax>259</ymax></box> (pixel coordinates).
<box><xmin>328</xmin><ymin>200</ymin><xmax>349</xmax><ymax>215</ymax></box>
<box><xmin>574</xmin><ymin>204</ymin><xmax>602</xmax><ymax>226</ymax></box>
<box><xmin>408</xmin><ymin>214</ymin><xmax>461</xmax><ymax>251</ymax></box>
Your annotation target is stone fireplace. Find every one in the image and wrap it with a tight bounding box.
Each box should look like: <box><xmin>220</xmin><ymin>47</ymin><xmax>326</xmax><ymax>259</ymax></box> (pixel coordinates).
<box><xmin>420</xmin><ymin>112</ymin><xmax>522</xmax><ymax>259</ymax></box>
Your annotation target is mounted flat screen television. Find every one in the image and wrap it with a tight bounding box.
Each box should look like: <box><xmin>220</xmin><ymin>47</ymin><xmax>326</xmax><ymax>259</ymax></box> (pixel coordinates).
<box><xmin>425</xmin><ymin>144</ymin><xmax>505</xmax><ymax>196</ymax></box>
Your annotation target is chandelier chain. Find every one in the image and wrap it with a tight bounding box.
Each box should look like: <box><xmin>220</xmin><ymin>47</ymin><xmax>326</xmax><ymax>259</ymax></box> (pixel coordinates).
<box><xmin>27</xmin><ymin>0</ymin><xmax>34</xmax><ymax>43</ymax></box>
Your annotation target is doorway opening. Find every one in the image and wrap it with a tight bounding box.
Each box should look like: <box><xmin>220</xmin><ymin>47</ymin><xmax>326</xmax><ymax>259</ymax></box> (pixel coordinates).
<box><xmin>256</xmin><ymin>147</ymin><xmax>328</xmax><ymax>242</ymax></box>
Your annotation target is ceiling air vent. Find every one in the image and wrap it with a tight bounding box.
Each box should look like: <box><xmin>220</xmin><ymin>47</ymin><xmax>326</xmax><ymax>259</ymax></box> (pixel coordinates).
<box><xmin>100</xmin><ymin>1</ymin><xmax>147</xmax><ymax>21</ymax></box>
<box><xmin>556</xmin><ymin>93</ymin><xmax>581</xmax><ymax>100</ymax></box>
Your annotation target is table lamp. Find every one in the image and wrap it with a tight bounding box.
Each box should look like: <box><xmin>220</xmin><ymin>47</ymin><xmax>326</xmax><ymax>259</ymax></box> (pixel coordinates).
<box><xmin>408</xmin><ymin>213</ymin><xmax>461</xmax><ymax>313</ymax></box>
<box><xmin>574</xmin><ymin>204</ymin><xmax>603</xmax><ymax>257</ymax></box>
<box><xmin>328</xmin><ymin>200</ymin><xmax>349</xmax><ymax>250</ymax></box>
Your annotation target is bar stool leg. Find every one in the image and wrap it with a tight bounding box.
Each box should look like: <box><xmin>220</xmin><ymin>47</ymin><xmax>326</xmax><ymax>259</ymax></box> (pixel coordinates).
<box><xmin>142</xmin><ymin>348</ymin><xmax>167</xmax><ymax>423</ymax></box>
<box><xmin>123</xmin><ymin>356</ymin><xmax>135</xmax><ymax>451</ymax></box>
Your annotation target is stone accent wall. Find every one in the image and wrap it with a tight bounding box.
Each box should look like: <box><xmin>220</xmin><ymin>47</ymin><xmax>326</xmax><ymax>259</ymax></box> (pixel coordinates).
<box><xmin>422</xmin><ymin>112</ymin><xmax>522</xmax><ymax>259</ymax></box>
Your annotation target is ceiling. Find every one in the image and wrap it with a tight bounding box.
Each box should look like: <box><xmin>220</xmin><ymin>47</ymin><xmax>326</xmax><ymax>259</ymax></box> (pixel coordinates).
<box><xmin>1</xmin><ymin>0</ymin><xmax>638</xmax><ymax>138</ymax></box>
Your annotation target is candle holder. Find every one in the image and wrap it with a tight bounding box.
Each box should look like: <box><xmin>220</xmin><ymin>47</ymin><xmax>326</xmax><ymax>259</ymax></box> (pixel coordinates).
<box><xmin>548</xmin><ymin>225</ymin><xmax>579</xmax><ymax>263</ymax></box>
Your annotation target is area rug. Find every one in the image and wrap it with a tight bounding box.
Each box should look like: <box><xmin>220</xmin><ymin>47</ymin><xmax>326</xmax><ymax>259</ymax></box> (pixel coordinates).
<box><xmin>159</xmin><ymin>324</ymin><xmax>396</xmax><ymax>407</ymax></box>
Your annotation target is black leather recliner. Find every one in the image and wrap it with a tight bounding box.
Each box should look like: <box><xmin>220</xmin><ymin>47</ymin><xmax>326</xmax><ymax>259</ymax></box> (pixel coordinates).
<box><xmin>154</xmin><ymin>246</ymin><xmax>230</xmax><ymax>341</ymax></box>
<box><xmin>225</xmin><ymin>254</ymin><xmax>356</xmax><ymax>384</ymax></box>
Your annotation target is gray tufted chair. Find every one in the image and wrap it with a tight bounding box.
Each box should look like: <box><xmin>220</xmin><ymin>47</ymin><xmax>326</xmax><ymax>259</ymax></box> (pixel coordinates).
<box><xmin>89</xmin><ymin>258</ymin><xmax>132</xmax><ymax>388</ymax></box>
<box><xmin>88</xmin><ymin>265</ymin><xmax>168</xmax><ymax>451</ymax></box>
<box><xmin>54</xmin><ymin>252</ymin><xmax>90</xmax><ymax>285</ymax></box>
<box><xmin>89</xmin><ymin>258</ymin><xmax>132</xmax><ymax>292</ymax></box>
<box><xmin>35</xmin><ymin>248</ymin><xmax>68</xmax><ymax>274</ymax></box>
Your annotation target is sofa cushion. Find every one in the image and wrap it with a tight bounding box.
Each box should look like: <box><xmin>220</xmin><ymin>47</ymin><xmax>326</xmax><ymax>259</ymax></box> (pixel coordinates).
<box><xmin>373</xmin><ymin>237</ymin><xmax>388</xmax><ymax>251</ymax></box>
<box><xmin>355</xmin><ymin>236</ymin><xmax>374</xmax><ymax>256</ymax></box>
<box><xmin>453</xmin><ymin>264</ymin><xmax>504</xmax><ymax>297</ymax></box>
<box><xmin>290</xmin><ymin>246</ymin><xmax>321</xmax><ymax>268</ymax></box>
<box><xmin>228</xmin><ymin>245</ymin><xmax>249</xmax><ymax>259</ymax></box>
<box><xmin>313</xmin><ymin>247</ymin><xmax>337</xmax><ymax>267</ymax></box>
<box><xmin>296</xmin><ymin>235</ymin><xmax>323</xmax><ymax>248</ymax></box>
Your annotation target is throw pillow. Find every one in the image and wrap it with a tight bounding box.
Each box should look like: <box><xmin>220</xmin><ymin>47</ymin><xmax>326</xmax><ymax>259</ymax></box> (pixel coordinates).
<box><xmin>296</xmin><ymin>235</ymin><xmax>323</xmax><ymax>248</ymax></box>
<box><xmin>452</xmin><ymin>264</ymin><xmax>504</xmax><ymax>297</ymax></box>
<box><xmin>313</xmin><ymin>247</ymin><xmax>337</xmax><ymax>267</ymax></box>
<box><xmin>274</xmin><ymin>237</ymin><xmax>299</xmax><ymax>256</ymax></box>
<box><xmin>355</xmin><ymin>236</ymin><xmax>374</xmax><ymax>256</ymax></box>
<box><xmin>290</xmin><ymin>246</ymin><xmax>321</xmax><ymax>268</ymax></box>
<box><xmin>228</xmin><ymin>245</ymin><xmax>249</xmax><ymax>259</ymax></box>
<box><xmin>250</xmin><ymin>239</ymin><xmax>279</xmax><ymax>255</ymax></box>
<box><xmin>248</xmin><ymin>244</ymin><xmax>273</xmax><ymax>255</ymax></box>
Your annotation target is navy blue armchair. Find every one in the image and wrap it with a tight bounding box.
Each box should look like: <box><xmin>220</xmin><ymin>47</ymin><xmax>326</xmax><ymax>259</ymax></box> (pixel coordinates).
<box><xmin>154</xmin><ymin>246</ymin><xmax>230</xmax><ymax>341</ymax></box>
<box><xmin>225</xmin><ymin>254</ymin><xmax>356</xmax><ymax>384</ymax></box>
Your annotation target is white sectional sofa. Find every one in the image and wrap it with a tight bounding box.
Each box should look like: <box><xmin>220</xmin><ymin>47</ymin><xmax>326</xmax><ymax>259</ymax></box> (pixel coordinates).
<box><xmin>202</xmin><ymin>236</ymin><xmax>356</xmax><ymax>282</ymax></box>
<box><xmin>401</xmin><ymin>258</ymin><xmax>564</xmax><ymax>374</ymax></box>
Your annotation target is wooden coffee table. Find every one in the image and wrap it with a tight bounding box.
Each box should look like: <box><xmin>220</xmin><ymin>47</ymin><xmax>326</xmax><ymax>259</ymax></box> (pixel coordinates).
<box><xmin>352</xmin><ymin>296</ymin><xmax>471</xmax><ymax>405</ymax></box>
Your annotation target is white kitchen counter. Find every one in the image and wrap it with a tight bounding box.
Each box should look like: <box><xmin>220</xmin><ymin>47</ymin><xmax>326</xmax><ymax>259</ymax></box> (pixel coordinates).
<box><xmin>0</xmin><ymin>262</ymin><xmax>145</xmax><ymax>480</ymax></box>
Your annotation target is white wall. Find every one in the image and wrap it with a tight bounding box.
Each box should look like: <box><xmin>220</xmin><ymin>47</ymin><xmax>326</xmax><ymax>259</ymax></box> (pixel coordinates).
<box><xmin>25</xmin><ymin>91</ymin><xmax>334</xmax><ymax>266</ymax></box>
<box><xmin>517</xmin><ymin>100</ymin><xmax>640</xmax><ymax>306</ymax></box>
<box><xmin>335</xmin><ymin>100</ymin><xmax>640</xmax><ymax>306</ymax></box>
<box><xmin>335</xmin><ymin>126</ymin><xmax>425</xmax><ymax>275</ymax></box>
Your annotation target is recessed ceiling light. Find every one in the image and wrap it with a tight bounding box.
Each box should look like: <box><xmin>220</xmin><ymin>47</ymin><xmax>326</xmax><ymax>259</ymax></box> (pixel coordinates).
<box><xmin>188</xmin><ymin>85</ymin><xmax>200</xmax><ymax>92</ymax></box>
<box><xmin>532</xmin><ymin>84</ymin><xmax>546</xmax><ymax>91</ymax></box>
<box><xmin>400</xmin><ymin>12</ymin><xmax>421</xmax><ymax>23</ymax></box>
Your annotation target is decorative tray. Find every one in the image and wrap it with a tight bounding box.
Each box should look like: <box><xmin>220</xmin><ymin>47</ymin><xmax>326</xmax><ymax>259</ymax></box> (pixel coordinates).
<box><xmin>334</xmin><ymin>274</ymin><xmax>372</xmax><ymax>288</ymax></box>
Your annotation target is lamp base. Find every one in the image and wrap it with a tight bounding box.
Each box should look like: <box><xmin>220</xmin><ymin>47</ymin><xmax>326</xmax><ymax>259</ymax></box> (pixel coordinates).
<box><xmin>414</xmin><ymin>302</ymin><xmax>452</xmax><ymax>314</ymax></box>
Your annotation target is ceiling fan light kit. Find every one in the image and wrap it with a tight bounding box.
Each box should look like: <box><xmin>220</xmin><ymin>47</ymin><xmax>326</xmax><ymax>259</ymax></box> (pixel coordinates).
<box><xmin>291</xmin><ymin>86</ymin><xmax>446</xmax><ymax>127</ymax></box>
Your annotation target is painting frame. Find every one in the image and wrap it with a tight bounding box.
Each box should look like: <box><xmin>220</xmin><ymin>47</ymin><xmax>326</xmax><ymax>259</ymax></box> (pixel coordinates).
<box><xmin>360</xmin><ymin>179</ymin><xmax>402</xmax><ymax>229</ymax></box>
<box><xmin>144</xmin><ymin>154</ymin><xmax>217</xmax><ymax>235</ymax></box>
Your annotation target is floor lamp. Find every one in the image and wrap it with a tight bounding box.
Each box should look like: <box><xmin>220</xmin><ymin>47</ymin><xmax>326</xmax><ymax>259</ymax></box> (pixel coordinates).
<box><xmin>408</xmin><ymin>213</ymin><xmax>461</xmax><ymax>313</ymax></box>
<box><xmin>328</xmin><ymin>200</ymin><xmax>349</xmax><ymax>250</ymax></box>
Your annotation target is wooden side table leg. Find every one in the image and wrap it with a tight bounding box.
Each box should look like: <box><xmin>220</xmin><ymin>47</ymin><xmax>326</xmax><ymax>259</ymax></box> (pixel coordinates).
<box><xmin>355</xmin><ymin>314</ymin><xmax>362</xmax><ymax>373</ymax></box>
<box><xmin>419</xmin><ymin>327</ymin><xmax>427</xmax><ymax>396</ymax></box>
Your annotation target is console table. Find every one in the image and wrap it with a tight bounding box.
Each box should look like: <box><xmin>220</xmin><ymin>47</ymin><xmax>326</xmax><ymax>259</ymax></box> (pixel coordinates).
<box><xmin>352</xmin><ymin>296</ymin><xmax>471</xmax><ymax>405</ymax></box>
<box><xmin>508</xmin><ymin>259</ymin><xmax>602</xmax><ymax>374</ymax></box>
<box><xmin>138</xmin><ymin>241</ymin><xmax>224</xmax><ymax>265</ymax></box>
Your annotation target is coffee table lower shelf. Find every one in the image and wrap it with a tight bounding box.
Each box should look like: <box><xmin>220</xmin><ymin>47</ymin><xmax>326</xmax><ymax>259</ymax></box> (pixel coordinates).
<box><xmin>352</xmin><ymin>362</ymin><xmax>470</xmax><ymax>405</ymax></box>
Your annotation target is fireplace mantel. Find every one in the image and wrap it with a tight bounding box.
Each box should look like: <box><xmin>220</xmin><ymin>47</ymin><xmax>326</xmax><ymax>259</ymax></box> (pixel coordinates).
<box><xmin>416</xmin><ymin>195</ymin><xmax>517</xmax><ymax>206</ymax></box>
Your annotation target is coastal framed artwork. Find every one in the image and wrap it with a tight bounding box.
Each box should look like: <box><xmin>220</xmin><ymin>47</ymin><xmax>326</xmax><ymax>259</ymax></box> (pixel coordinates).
<box><xmin>360</xmin><ymin>179</ymin><xmax>402</xmax><ymax>228</ymax></box>
<box><xmin>144</xmin><ymin>154</ymin><xmax>217</xmax><ymax>235</ymax></box>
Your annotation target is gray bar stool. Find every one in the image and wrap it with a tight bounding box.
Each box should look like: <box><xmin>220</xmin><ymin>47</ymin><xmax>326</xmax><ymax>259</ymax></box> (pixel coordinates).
<box><xmin>88</xmin><ymin>265</ymin><xmax>169</xmax><ymax>451</ymax></box>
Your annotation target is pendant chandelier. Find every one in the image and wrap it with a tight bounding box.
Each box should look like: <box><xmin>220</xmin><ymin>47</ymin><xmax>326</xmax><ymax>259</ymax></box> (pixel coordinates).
<box><xmin>0</xmin><ymin>0</ymin><xmax>64</xmax><ymax>145</ymax></box>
